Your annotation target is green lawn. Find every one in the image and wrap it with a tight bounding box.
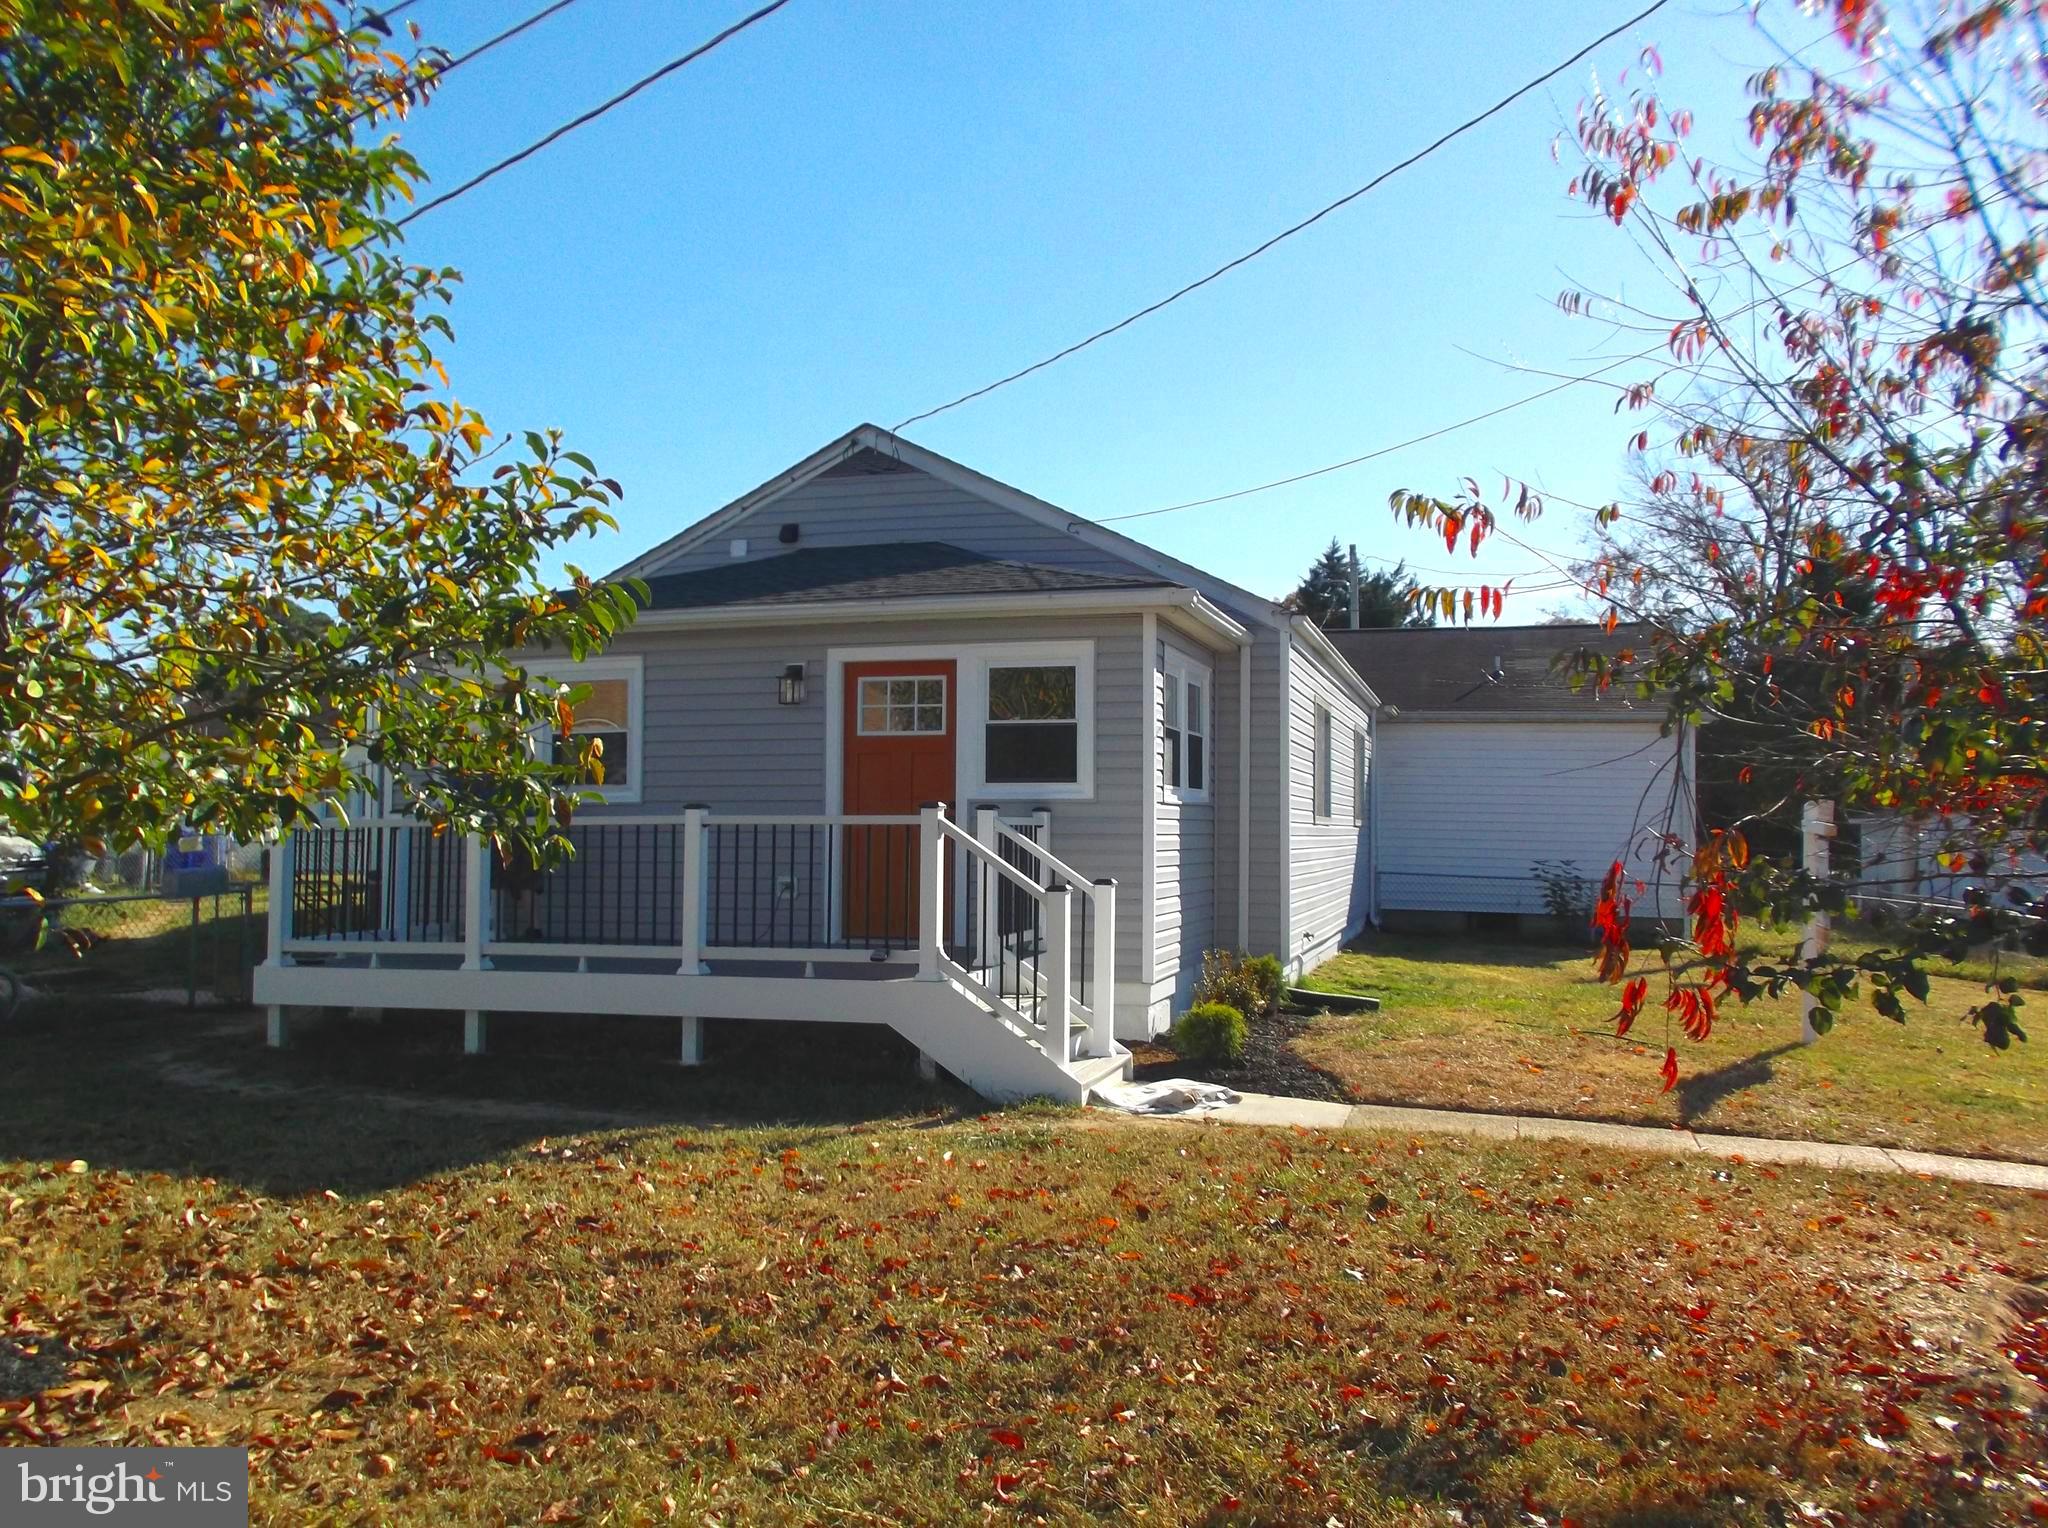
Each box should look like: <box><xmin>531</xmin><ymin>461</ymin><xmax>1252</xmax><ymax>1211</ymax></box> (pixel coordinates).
<box><xmin>1299</xmin><ymin>929</ymin><xmax>2048</xmax><ymax>1163</ymax></box>
<box><xmin>2</xmin><ymin>1005</ymin><xmax>2047</xmax><ymax>1523</ymax></box>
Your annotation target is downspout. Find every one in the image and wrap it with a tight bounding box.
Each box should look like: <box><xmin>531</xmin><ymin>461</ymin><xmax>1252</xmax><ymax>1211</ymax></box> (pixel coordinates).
<box><xmin>1237</xmin><ymin>640</ymin><xmax>1251</xmax><ymax>949</ymax></box>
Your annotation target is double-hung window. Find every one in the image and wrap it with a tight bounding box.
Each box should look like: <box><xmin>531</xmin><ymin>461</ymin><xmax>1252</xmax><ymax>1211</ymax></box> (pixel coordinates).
<box><xmin>1161</xmin><ymin>649</ymin><xmax>1211</xmax><ymax>798</ymax></box>
<box><xmin>535</xmin><ymin>656</ymin><xmax>644</xmax><ymax>802</ymax></box>
<box><xmin>984</xmin><ymin>663</ymin><xmax>1080</xmax><ymax>785</ymax></box>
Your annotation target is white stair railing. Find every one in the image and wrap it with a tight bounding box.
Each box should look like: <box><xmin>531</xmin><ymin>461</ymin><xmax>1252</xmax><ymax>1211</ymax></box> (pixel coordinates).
<box><xmin>988</xmin><ymin>818</ymin><xmax>1117</xmax><ymax>1057</ymax></box>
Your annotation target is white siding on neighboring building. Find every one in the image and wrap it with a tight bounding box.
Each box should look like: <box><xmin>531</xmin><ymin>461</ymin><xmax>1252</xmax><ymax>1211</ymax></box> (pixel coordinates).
<box><xmin>1374</xmin><ymin>718</ymin><xmax>1691</xmax><ymax>918</ymax></box>
<box><xmin>1285</xmin><ymin>638</ymin><xmax>1373</xmax><ymax>978</ymax></box>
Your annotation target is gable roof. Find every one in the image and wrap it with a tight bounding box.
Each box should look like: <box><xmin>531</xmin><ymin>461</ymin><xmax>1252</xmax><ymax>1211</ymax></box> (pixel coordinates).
<box><xmin>606</xmin><ymin>423</ymin><xmax>1278</xmax><ymax>624</ymax></box>
<box><xmin>1326</xmin><ymin>621</ymin><xmax>1650</xmax><ymax>718</ymax></box>
<box><xmin>635</xmin><ymin>541</ymin><xmax>1171</xmax><ymax>612</ymax></box>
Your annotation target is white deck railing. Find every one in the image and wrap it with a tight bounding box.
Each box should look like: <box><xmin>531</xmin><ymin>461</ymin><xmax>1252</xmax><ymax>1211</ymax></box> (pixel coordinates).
<box><xmin>268</xmin><ymin>803</ymin><xmax>1117</xmax><ymax>1057</ymax></box>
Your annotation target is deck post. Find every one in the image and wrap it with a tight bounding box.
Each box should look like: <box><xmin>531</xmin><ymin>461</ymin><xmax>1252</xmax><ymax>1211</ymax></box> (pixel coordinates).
<box><xmin>918</xmin><ymin>803</ymin><xmax>946</xmax><ymax>980</ymax></box>
<box><xmin>680</xmin><ymin>804</ymin><xmax>709</xmax><ymax>975</ymax></box>
<box><xmin>461</xmin><ymin>834</ymin><xmax>490</xmax><ymax>971</ymax></box>
<box><xmin>265</xmin><ymin>829</ymin><xmax>293</xmax><ymax>965</ymax></box>
<box><xmin>973</xmin><ymin>806</ymin><xmax>1000</xmax><ymax>971</ymax></box>
<box><xmin>464</xmin><ymin>1010</ymin><xmax>488</xmax><ymax>1055</ymax></box>
<box><xmin>1043</xmin><ymin>882</ymin><xmax>1074</xmax><ymax>1062</ymax></box>
<box><xmin>915</xmin><ymin>1048</ymin><xmax>938</xmax><ymax>1082</ymax></box>
<box><xmin>677</xmin><ymin>1015</ymin><xmax>704</xmax><ymax>1066</ymax></box>
<box><xmin>1089</xmin><ymin>878</ymin><xmax>1118</xmax><ymax>1057</ymax></box>
<box><xmin>266</xmin><ymin>1005</ymin><xmax>289</xmax><ymax>1048</ymax></box>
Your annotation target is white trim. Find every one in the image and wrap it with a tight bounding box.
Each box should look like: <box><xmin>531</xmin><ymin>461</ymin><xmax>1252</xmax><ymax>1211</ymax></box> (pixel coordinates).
<box><xmin>606</xmin><ymin>424</ymin><xmax>1282</xmax><ymax>631</ymax></box>
<box><xmin>1277</xmin><ymin>638</ymin><xmax>1293</xmax><ymax>962</ymax></box>
<box><xmin>1140</xmin><ymin>612</ymin><xmax>1158</xmax><ymax>1005</ymax></box>
<box><xmin>620</xmin><ymin>585</ymin><xmax>1250</xmax><ymax>645</ymax></box>
<box><xmin>854</xmin><ymin>673</ymin><xmax>949</xmax><ymax>735</ymax></box>
<box><xmin>524</xmin><ymin>653</ymin><xmax>645</xmax><ymax>804</ymax></box>
<box><xmin>1160</xmin><ymin>645</ymin><xmax>1212</xmax><ymax>803</ymax></box>
<box><xmin>1290</xmin><ymin>616</ymin><xmax>1382</xmax><ymax>711</ymax></box>
<box><xmin>825</xmin><ymin>640</ymin><xmax>1098</xmax><ymax>814</ymax></box>
<box><xmin>1236</xmin><ymin>642</ymin><xmax>1251</xmax><ymax>949</ymax></box>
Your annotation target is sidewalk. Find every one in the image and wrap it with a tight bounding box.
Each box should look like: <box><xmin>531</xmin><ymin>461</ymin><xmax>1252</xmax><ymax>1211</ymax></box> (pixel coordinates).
<box><xmin>1157</xmin><ymin>1091</ymin><xmax>2048</xmax><ymax>1191</ymax></box>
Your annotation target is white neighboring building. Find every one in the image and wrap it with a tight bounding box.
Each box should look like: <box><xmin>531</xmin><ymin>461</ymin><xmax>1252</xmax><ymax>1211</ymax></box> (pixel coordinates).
<box><xmin>1329</xmin><ymin>622</ymin><xmax>1695</xmax><ymax>930</ymax></box>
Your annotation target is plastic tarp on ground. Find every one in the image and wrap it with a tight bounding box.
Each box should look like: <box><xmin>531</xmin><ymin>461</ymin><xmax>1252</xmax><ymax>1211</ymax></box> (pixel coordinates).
<box><xmin>1090</xmin><ymin>1079</ymin><xmax>1242</xmax><ymax>1115</ymax></box>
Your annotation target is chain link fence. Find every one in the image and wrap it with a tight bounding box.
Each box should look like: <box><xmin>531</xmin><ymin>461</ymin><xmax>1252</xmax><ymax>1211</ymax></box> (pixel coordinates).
<box><xmin>0</xmin><ymin>886</ymin><xmax>263</xmax><ymax>1007</ymax></box>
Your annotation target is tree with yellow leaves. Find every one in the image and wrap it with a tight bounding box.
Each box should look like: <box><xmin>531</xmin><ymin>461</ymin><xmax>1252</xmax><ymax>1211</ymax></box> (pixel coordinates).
<box><xmin>0</xmin><ymin>0</ymin><xmax>640</xmax><ymax>857</ymax></box>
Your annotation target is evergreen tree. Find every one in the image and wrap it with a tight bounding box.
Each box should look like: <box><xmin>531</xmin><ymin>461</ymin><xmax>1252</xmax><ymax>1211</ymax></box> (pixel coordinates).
<box><xmin>1287</xmin><ymin>540</ymin><xmax>1433</xmax><ymax>628</ymax></box>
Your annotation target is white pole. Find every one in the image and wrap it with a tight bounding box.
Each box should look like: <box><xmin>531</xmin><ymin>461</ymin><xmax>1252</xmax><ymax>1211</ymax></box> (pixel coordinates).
<box><xmin>1799</xmin><ymin>799</ymin><xmax>1836</xmax><ymax>1045</ymax></box>
<box><xmin>1347</xmin><ymin>543</ymin><xmax>1361</xmax><ymax>630</ymax></box>
<box><xmin>680</xmin><ymin>804</ymin><xmax>708</xmax><ymax>975</ymax></box>
<box><xmin>974</xmin><ymin>806</ymin><xmax>1000</xmax><ymax>972</ymax></box>
<box><xmin>1089</xmin><ymin>878</ymin><xmax>1118</xmax><ymax>1055</ymax></box>
<box><xmin>461</xmin><ymin>834</ymin><xmax>489</xmax><ymax>971</ymax></box>
<box><xmin>918</xmin><ymin>802</ymin><xmax>946</xmax><ymax>980</ymax></box>
<box><xmin>1043</xmin><ymin>882</ymin><xmax>1074</xmax><ymax>1062</ymax></box>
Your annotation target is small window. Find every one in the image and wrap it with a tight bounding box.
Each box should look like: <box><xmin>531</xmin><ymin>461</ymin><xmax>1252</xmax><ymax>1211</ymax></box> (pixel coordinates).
<box><xmin>1161</xmin><ymin>650</ymin><xmax>1210</xmax><ymax>798</ymax></box>
<box><xmin>1352</xmin><ymin>726</ymin><xmax>1367</xmax><ymax>826</ymax></box>
<box><xmin>859</xmin><ymin>676</ymin><xmax>947</xmax><ymax>735</ymax></box>
<box><xmin>1314</xmin><ymin>706</ymin><xmax>1333</xmax><ymax>819</ymax></box>
<box><xmin>986</xmin><ymin>664</ymin><xmax>1078</xmax><ymax>783</ymax></box>
<box><xmin>542</xmin><ymin>659</ymin><xmax>642</xmax><ymax>800</ymax></box>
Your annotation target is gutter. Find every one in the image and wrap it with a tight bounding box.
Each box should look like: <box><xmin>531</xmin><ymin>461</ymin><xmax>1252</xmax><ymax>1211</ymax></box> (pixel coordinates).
<box><xmin>623</xmin><ymin>586</ymin><xmax>1252</xmax><ymax>646</ymax></box>
<box><xmin>1237</xmin><ymin>640</ymin><xmax>1251</xmax><ymax>948</ymax></box>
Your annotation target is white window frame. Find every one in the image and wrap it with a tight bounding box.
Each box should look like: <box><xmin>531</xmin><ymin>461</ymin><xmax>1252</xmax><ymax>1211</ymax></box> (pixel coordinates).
<box><xmin>1313</xmin><ymin>704</ymin><xmax>1333</xmax><ymax>821</ymax></box>
<box><xmin>824</xmin><ymin>640</ymin><xmax>1096</xmax><ymax>807</ymax></box>
<box><xmin>1161</xmin><ymin>647</ymin><xmax>1212</xmax><ymax>801</ymax></box>
<box><xmin>1352</xmin><ymin>724</ymin><xmax>1367</xmax><ymax>826</ymax></box>
<box><xmin>525</xmin><ymin>653</ymin><xmax>645</xmax><ymax>804</ymax></box>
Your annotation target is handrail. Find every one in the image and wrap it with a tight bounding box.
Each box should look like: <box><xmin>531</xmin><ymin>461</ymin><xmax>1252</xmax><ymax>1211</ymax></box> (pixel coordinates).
<box><xmin>993</xmin><ymin>821</ymin><xmax>1090</xmax><ymax>893</ymax></box>
<box><xmin>939</xmin><ymin>817</ymin><xmax>1049</xmax><ymax>897</ymax></box>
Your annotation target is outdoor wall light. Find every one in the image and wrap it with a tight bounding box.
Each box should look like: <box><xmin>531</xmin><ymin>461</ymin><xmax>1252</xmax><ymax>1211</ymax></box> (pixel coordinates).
<box><xmin>778</xmin><ymin>663</ymin><xmax>806</xmax><ymax>706</ymax></box>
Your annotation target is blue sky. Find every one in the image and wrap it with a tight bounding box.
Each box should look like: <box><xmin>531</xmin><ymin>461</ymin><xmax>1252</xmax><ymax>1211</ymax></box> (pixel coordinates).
<box><xmin>387</xmin><ymin>0</ymin><xmax>1787</xmax><ymax>611</ymax></box>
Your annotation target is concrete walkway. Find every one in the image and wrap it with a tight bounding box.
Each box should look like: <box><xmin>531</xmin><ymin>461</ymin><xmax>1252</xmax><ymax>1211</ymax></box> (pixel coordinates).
<box><xmin>1161</xmin><ymin>1091</ymin><xmax>2048</xmax><ymax>1191</ymax></box>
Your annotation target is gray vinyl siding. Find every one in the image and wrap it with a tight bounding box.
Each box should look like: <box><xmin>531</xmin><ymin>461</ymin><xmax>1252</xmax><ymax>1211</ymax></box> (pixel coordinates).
<box><xmin>640</xmin><ymin>467</ymin><xmax>1165</xmax><ymax>580</ymax></box>
<box><xmin>1152</xmin><ymin>635</ymin><xmax>1224</xmax><ymax>1012</ymax></box>
<box><xmin>562</xmin><ymin>611</ymin><xmax>1151</xmax><ymax>986</ymax></box>
<box><xmin>1285</xmin><ymin>637</ymin><xmax>1372</xmax><ymax>977</ymax></box>
<box><xmin>1240</xmin><ymin>631</ymin><xmax>1293</xmax><ymax>960</ymax></box>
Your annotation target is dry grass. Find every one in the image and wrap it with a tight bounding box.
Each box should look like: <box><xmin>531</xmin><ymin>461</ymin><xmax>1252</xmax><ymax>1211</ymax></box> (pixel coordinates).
<box><xmin>1298</xmin><ymin>932</ymin><xmax>2048</xmax><ymax>1164</ymax></box>
<box><xmin>2</xmin><ymin>1006</ymin><xmax>2048</xmax><ymax>1523</ymax></box>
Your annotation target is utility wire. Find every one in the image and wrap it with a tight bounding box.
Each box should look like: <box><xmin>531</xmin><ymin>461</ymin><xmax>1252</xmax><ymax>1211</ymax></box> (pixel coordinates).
<box><xmin>1098</xmin><ymin>358</ymin><xmax>1641</xmax><ymax>524</ymax></box>
<box><xmin>892</xmin><ymin>0</ymin><xmax>1673</xmax><ymax>431</ymax></box>
<box><xmin>396</xmin><ymin>0</ymin><xmax>794</xmax><ymax>229</ymax></box>
<box><xmin>337</xmin><ymin>0</ymin><xmax>587</xmax><ymax>136</ymax></box>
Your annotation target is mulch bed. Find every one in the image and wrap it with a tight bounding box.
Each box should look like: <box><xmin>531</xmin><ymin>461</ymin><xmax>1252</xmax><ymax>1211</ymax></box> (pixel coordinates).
<box><xmin>0</xmin><ymin>1335</ymin><xmax>76</xmax><ymax>1400</ymax></box>
<box><xmin>1128</xmin><ymin>1008</ymin><xmax>1354</xmax><ymax>1103</ymax></box>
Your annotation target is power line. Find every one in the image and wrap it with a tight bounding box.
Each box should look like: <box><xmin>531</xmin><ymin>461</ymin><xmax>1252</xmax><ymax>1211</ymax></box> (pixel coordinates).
<box><xmin>396</xmin><ymin>0</ymin><xmax>795</xmax><ymax>229</ymax></box>
<box><xmin>1098</xmin><ymin>358</ymin><xmax>1642</xmax><ymax>524</ymax></box>
<box><xmin>892</xmin><ymin>0</ymin><xmax>1673</xmax><ymax>431</ymax></box>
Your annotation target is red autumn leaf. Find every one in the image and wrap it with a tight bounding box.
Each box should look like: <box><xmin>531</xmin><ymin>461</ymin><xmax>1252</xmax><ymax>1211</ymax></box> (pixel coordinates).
<box><xmin>987</xmin><ymin>1427</ymin><xmax>1025</xmax><ymax>1450</ymax></box>
<box><xmin>1660</xmin><ymin>1047</ymin><xmax>1680</xmax><ymax>1093</ymax></box>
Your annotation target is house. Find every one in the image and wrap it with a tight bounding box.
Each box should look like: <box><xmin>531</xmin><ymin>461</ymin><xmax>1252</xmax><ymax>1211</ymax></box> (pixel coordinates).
<box><xmin>255</xmin><ymin>425</ymin><xmax>1380</xmax><ymax>1102</ymax></box>
<box><xmin>1327</xmin><ymin>621</ymin><xmax>1694</xmax><ymax>930</ymax></box>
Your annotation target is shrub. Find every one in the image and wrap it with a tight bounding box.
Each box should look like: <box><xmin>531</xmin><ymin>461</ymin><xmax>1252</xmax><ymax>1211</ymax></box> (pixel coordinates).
<box><xmin>1170</xmin><ymin>1002</ymin><xmax>1247</xmax><ymax>1066</ymax></box>
<box><xmin>1531</xmin><ymin>858</ymin><xmax>1596</xmax><ymax>930</ymax></box>
<box><xmin>1194</xmin><ymin>948</ymin><xmax>1267</xmax><ymax>1015</ymax></box>
<box><xmin>1245</xmin><ymin>953</ymin><xmax>1285</xmax><ymax>1012</ymax></box>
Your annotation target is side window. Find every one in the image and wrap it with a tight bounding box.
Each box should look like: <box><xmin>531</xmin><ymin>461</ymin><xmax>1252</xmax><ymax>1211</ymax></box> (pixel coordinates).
<box><xmin>1352</xmin><ymin>726</ymin><xmax>1367</xmax><ymax>826</ymax></box>
<box><xmin>1162</xmin><ymin>650</ymin><xmax>1211</xmax><ymax>799</ymax></box>
<box><xmin>1313</xmin><ymin>706</ymin><xmax>1333</xmax><ymax>819</ymax></box>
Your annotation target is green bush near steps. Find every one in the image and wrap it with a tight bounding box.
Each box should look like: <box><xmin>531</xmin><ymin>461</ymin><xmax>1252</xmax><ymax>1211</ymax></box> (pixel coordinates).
<box><xmin>1170</xmin><ymin>1002</ymin><xmax>1248</xmax><ymax>1066</ymax></box>
<box><xmin>1193</xmin><ymin>948</ymin><xmax>1285</xmax><ymax>1017</ymax></box>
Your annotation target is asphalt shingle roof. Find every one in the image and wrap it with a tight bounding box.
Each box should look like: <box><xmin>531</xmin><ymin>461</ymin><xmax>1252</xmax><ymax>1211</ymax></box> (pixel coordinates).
<box><xmin>1325</xmin><ymin>621</ymin><xmax>1651</xmax><ymax>715</ymax></box>
<box><xmin>634</xmin><ymin>541</ymin><xmax>1173</xmax><ymax>612</ymax></box>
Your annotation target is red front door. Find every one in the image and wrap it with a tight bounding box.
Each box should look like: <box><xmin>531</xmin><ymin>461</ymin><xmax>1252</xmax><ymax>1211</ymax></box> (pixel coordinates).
<box><xmin>843</xmin><ymin>661</ymin><xmax>956</xmax><ymax>940</ymax></box>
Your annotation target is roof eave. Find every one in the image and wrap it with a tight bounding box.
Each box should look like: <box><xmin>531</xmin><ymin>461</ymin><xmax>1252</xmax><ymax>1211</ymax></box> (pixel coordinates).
<box><xmin>1289</xmin><ymin>616</ymin><xmax>1382</xmax><ymax>710</ymax></box>
<box><xmin>625</xmin><ymin>585</ymin><xmax>1251</xmax><ymax>644</ymax></box>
